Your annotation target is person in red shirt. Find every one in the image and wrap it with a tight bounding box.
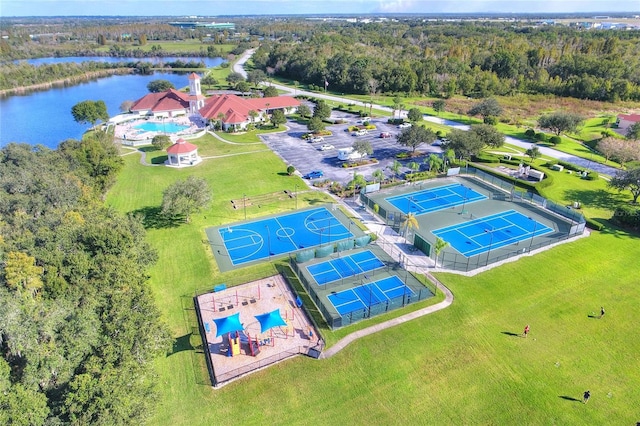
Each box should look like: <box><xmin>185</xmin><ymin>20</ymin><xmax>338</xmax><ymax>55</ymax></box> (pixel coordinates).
<box><xmin>523</xmin><ymin>325</ymin><xmax>530</xmax><ymax>338</ymax></box>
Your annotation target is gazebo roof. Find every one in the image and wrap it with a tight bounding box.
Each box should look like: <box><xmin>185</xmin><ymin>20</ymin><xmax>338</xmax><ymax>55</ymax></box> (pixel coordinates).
<box><xmin>166</xmin><ymin>138</ymin><xmax>197</xmax><ymax>154</ymax></box>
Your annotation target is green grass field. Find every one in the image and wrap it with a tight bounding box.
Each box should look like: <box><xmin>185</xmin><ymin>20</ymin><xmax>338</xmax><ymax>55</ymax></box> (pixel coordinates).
<box><xmin>107</xmin><ymin>129</ymin><xmax>640</xmax><ymax>424</ymax></box>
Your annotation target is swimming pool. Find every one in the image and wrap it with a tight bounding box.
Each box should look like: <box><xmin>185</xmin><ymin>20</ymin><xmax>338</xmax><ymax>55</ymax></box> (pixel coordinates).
<box><xmin>134</xmin><ymin>121</ymin><xmax>189</xmax><ymax>133</ymax></box>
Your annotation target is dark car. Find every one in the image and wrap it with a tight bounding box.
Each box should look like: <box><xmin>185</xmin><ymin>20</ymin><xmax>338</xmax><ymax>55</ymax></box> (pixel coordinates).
<box><xmin>303</xmin><ymin>170</ymin><xmax>324</xmax><ymax>179</ymax></box>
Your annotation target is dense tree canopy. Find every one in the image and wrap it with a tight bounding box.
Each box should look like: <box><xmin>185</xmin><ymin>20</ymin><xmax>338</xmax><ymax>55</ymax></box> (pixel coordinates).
<box><xmin>0</xmin><ymin>143</ymin><xmax>170</xmax><ymax>425</ymax></box>
<box><xmin>397</xmin><ymin>125</ymin><xmax>436</xmax><ymax>153</ymax></box>
<box><xmin>609</xmin><ymin>167</ymin><xmax>640</xmax><ymax>203</ymax></box>
<box><xmin>469</xmin><ymin>124</ymin><xmax>505</xmax><ymax>148</ymax></box>
<box><xmin>443</xmin><ymin>128</ymin><xmax>486</xmax><ymax>160</ymax></box>
<box><xmin>70</xmin><ymin>100</ymin><xmax>109</xmax><ymax>125</ymax></box>
<box><xmin>146</xmin><ymin>79</ymin><xmax>175</xmax><ymax>93</ymax></box>
<box><xmin>626</xmin><ymin>122</ymin><xmax>640</xmax><ymax>140</ymax></box>
<box><xmin>538</xmin><ymin>112</ymin><xmax>585</xmax><ymax>136</ymax></box>
<box><xmin>161</xmin><ymin>176</ymin><xmax>212</xmax><ymax>223</ymax></box>
<box><xmin>253</xmin><ymin>21</ymin><xmax>640</xmax><ymax>102</ymax></box>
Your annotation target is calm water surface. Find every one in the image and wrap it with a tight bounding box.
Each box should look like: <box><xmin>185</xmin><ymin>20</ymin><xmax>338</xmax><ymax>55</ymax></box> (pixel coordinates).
<box><xmin>0</xmin><ymin>71</ymin><xmax>203</xmax><ymax>148</ymax></box>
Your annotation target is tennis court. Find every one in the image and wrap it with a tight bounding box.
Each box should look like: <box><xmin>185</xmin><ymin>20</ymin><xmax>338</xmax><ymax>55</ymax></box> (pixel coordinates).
<box><xmin>306</xmin><ymin>250</ymin><xmax>385</xmax><ymax>285</ymax></box>
<box><xmin>217</xmin><ymin>207</ymin><xmax>353</xmax><ymax>265</ymax></box>
<box><xmin>432</xmin><ymin>210</ymin><xmax>553</xmax><ymax>257</ymax></box>
<box><xmin>327</xmin><ymin>276</ymin><xmax>417</xmax><ymax>316</ymax></box>
<box><xmin>386</xmin><ymin>183</ymin><xmax>486</xmax><ymax>215</ymax></box>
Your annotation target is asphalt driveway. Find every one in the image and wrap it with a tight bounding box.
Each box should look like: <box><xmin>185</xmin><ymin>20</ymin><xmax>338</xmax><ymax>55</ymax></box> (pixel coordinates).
<box><xmin>260</xmin><ymin>112</ymin><xmax>443</xmax><ymax>185</ymax></box>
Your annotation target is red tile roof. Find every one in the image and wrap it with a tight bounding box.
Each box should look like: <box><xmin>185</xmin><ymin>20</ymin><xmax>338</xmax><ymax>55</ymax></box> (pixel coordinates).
<box><xmin>166</xmin><ymin>138</ymin><xmax>198</xmax><ymax>154</ymax></box>
<box><xmin>198</xmin><ymin>94</ymin><xmax>300</xmax><ymax>123</ymax></box>
<box><xmin>188</xmin><ymin>72</ymin><xmax>201</xmax><ymax>80</ymax></box>
<box><xmin>130</xmin><ymin>89</ymin><xmax>191</xmax><ymax>113</ymax></box>
<box><xmin>618</xmin><ymin>113</ymin><xmax>640</xmax><ymax>122</ymax></box>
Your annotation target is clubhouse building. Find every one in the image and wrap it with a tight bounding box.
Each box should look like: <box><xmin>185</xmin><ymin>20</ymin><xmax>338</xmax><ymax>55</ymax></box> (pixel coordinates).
<box><xmin>130</xmin><ymin>73</ymin><xmax>300</xmax><ymax>132</ymax></box>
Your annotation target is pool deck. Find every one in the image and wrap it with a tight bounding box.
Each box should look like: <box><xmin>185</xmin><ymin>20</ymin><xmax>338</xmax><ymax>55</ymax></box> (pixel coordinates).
<box><xmin>114</xmin><ymin>116</ymin><xmax>204</xmax><ymax>142</ymax></box>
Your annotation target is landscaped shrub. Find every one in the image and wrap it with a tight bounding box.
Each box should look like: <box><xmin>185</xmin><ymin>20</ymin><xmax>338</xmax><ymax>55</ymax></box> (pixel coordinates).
<box><xmin>472</xmin><ymin>152</ymin><xmax>500</xmax><ymax>163</ymax></box>
<box><xmin>286</xmin><ymin>165</ymin><xmax>295</xmax><ymax>175</ymax></box>
<box><xmin>585</xmin><ymin>217</ymin><xmax>606</xmax><ymax>231</ymax></box>
<box><xmin>524</xmin><ymin>128</ymin><xmax>536</xmax><ymax>138</ymax></box>
<box><xmin>549</xmin><ymin>136</ymin><xmax>561</xmax><ymax>145</ymax></box>
<box><xmin>611</xmin><ymin>205</ymin><xmax>640</xmax><ymax>230</ymax></box>
<box><xmin>534</xmin><ymin>132</ymin><xmax>548</xmax><ymax>142</ymax></box>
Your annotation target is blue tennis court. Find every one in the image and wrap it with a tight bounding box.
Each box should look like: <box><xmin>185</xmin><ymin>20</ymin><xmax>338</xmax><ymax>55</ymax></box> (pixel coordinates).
<box><xmin>327</xmin><ymin>276</ymin><xmax>416</xmax><ymax>316</ymax></box>
<box><xmin>432</xmin><ymin>210</ymin><xmax>553</xmax><ymax>257</ymax></box>
<box><xmin>386</xmin><ymin>183</ymin><xmax>487</xmax><ymax>215</ymax></box>
<box><xmin>218</xmin><ymin>207</ymin><xmax>353</xmax><ymax>265</ymax></box>
<box><xmin>306</xmin><ymin>250</ymin><xmax>385</xmax><ymax>285</ymax></box>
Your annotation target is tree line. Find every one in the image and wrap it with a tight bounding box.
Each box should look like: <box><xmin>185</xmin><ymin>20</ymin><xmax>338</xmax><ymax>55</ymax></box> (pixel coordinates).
<box><xmin>0</xmin><ymin>134</ymin><xmax>171</xmax><ymax>425</ymax></box>
<box><xmin>251</xmin><ymin>20</ymin><xmax>640</xmax><ymax>102</ymax></box>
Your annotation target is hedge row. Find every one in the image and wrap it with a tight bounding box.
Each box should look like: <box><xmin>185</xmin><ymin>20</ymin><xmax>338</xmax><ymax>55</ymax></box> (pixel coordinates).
<box><xmin>611</xmin><ymin>205</ymin><xmax>640</xmax><ymax>230</ymax></box>
<box><xmin>472</xmin><ymin>162</ymin><xmax>554</xmax><ymax>191</ymax></box>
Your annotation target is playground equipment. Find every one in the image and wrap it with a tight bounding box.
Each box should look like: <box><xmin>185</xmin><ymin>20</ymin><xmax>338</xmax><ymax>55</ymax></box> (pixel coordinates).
<box><xmin>227</xmin><ymin>332</ymin><xmax>241</xmax><ymax>357</ymax></box>
<box><xmin>212</xmin><ymin>284</ymin><xmax>261</xmax><ymax>312</ymax></box>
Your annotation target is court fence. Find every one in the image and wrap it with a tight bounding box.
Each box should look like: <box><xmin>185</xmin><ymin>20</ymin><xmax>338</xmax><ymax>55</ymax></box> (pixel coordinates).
<box><xmin>359</xmin><ymin>168</ymin><xmax>587</xmax><ymax>273</ymax></box>
<box><xmin>288</xmin><ymin>256</ymin><xmax>432</xmax><ymax>329</ymax></box>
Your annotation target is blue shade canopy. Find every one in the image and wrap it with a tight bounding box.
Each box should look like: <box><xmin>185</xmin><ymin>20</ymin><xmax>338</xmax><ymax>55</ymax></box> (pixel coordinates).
<box><xmin>213</xmin><ymin>312</ymin><xmax>243</xmax><ymax>337</ymax></box>
<box><xmin>254</xmin><ymin>309</ymin><xmax>287</xmax><ymax>334</ymax></box>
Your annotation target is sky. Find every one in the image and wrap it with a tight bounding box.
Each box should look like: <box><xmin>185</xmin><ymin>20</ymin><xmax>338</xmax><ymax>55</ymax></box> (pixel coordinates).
<box><xmin>1</xmin><ymin>0</ymin><xmax>639</xmax><ymax>17</ymax></box>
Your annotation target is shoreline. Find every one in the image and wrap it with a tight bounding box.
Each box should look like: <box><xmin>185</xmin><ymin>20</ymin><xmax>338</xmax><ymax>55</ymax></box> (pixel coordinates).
<box><xmin>0</xmin><ymin>68</ymin><xmax>134</xmax><ymax>97</ymax></box>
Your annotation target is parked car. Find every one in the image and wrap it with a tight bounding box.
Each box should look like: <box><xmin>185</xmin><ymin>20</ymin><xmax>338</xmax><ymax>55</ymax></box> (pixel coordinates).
<box><xmin>303</xmin><ymin>170</ymin><xmax>324</xmax><ymax>179</ymax></box>
<box><xmin>379</xmin><ymin>132</ymin><xmax>392</xmax><ymax>138</ymax></box>
<box><xmin>352</xmin><ymin>129</ymin><xmax>368</xmax><ymax>136</ymax></box>
<box><xmin>319</xmin><ymin>144</ymin><xmax>335</xmax><ymax>151</ymax></box>
<box><xmin>357</xmin><ymin>116</ymin><xmax>371</xmax><ymax>123</ymax></box>
<box><xmin>397</xmin><ymin>122</ymin><xmax>412</xmax><ymax>129</ymax></box>
<box><xmin>309</xmin><ymin>136</ymin><xmax>324</xmax><ymax>143</ymax></box>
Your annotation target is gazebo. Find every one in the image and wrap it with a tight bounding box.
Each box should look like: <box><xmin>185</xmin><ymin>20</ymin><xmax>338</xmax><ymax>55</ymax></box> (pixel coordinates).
<box><xmin>165</xmin><ymin>138</ymin><xmax>201</xmax><ymax>168</ymax></box>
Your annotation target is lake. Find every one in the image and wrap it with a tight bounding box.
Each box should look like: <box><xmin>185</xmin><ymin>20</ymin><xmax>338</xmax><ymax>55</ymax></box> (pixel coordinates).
<box><xmin>0</xmin><ymin>57</ymin><xmax>224</xmax><ymax>149</ymax></box>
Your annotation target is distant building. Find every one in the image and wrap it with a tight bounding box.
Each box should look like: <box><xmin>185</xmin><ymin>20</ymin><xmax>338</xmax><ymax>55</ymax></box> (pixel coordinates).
<box><xmin>616</xmin><ymin>113</ymin><xmax>640</xmax><ymax>130</ymax></box>
<box><xmin>168</xmin><ymin>21</ymin><xmax>235</xmax><ymax>31</ymax></box>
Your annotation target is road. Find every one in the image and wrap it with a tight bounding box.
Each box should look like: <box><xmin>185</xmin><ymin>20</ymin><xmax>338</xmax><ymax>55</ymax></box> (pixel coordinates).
<box><xmin>234</xmin><ymin>49</ymin><xmax>620</xmax><ymax>177</ymax></box>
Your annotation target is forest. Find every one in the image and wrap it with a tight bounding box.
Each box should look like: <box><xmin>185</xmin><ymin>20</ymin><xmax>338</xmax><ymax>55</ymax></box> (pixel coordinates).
<box><xmin>250</xmin><ymin>20</ymin><xmax>640</xmax><ymax>102</ymax></box>
<box><xmin>0</xmin><ymin>134</ymin><xmax>171</xmax><ymax>424</ymax></box>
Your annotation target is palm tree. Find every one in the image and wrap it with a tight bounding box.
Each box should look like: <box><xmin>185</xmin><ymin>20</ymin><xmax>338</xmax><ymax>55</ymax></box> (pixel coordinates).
<box><xmin>248</xmin><ymin>110</ymin><xmax>258</xmax><ymax>124</ymax></box>
<box><xmin>427</xmin><ymin>154</ymin><xmax>443</xmax><ymax>174</ymax></box>
<box><xmin>433</xmin><ymin>237</ymin><xmax>449</xmax><ymax>268</ymax></box>
<box><xmin>216</xmin><ymin>112</ymin><xmax>226</xmax><ymax>131</ymax></box>
<box><xmin>402</xmin><ymin>212</ymin><xmax>419</xmax><ymax>240</ymax></box>
<box><xmin>372</xmin><ymin>169</ymin><xmax>385</xmax><ymax>183</ymax></box>
<box><xmin>389</xmin><ymin>160</ymin><xmax>402</xmax><ymax>182</ymax></box>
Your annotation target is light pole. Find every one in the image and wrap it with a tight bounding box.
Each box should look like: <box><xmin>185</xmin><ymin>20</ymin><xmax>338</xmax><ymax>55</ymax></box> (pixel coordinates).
<box><xmin>294</xmin><ymin>184</ymin><xmax>298</xmax><ymax>210</ymax></box>
<box><xmin>265</xmin><ymin>225</ymin><xmax>271</xmax><ymax>260</ymax></box>
<box><xmin>485</xmin><ymin>228</ymin><xmax>494</xmax><ymax>266</ymax></box>
<box><xmin>528</xmin><ymin>217</ymin><xmax>537</xmax><ymax>252</ymax></box>
<box><xmin>243</xmin><ymin>194</ymin><xmax>247</xmax><ymax>220</ymax></box>
<box><xmin>459</xmin><ymin>185</ymin><xmax>468</xmax><ymax>215</ymax></box>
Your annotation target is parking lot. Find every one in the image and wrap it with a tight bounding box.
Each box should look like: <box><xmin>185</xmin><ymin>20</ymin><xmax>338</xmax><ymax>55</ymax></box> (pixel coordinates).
<box><xmin>260</xmin><ymin>111</ymin><xmax>443</xmax><ymax>185</ymax></box>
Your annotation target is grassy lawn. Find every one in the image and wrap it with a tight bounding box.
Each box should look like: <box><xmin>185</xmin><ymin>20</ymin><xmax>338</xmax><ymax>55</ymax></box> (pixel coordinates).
<box><xmin>107</xmin><ymin>128</ymin><xmax>639</xmax><ymax>425</ymax></box>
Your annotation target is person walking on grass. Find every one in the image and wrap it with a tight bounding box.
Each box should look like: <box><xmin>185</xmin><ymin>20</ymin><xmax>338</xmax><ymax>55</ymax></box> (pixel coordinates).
<box><xmin>599</xmin><ymin>307</ymin><xmax>605</xmax><ymax>319</ymax></box>
<box><xmin>583</xmin><ymin>390</ymin><xmax>591</xmax><ymax>404</ymax></box>
<box><xmin>523</xmin><ymin>324</ymin><xmax>530</xmax><ymax>338</ymax></box>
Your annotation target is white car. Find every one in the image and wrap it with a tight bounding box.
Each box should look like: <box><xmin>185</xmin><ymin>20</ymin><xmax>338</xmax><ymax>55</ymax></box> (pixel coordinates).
<box><xmin>319</xmin><ymin>144</ymin><xmax>335</xmax><ymax>151</ymax></box>
<box><xmin>309</xmin><ymin>136</ymin><xmax>324</xmax><ymax>143</ymax></box>
<box><xmin>397</xmin><ymin>122</ymin><xmax>412</xmax><ymax>129</ymax></box>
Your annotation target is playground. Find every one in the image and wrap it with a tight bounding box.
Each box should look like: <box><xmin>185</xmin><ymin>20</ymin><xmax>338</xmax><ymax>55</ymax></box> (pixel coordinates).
<box><xmin>196</xmin><ymin>274</ymin><xmax>320</xmax><ymax>387</ymax></box>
